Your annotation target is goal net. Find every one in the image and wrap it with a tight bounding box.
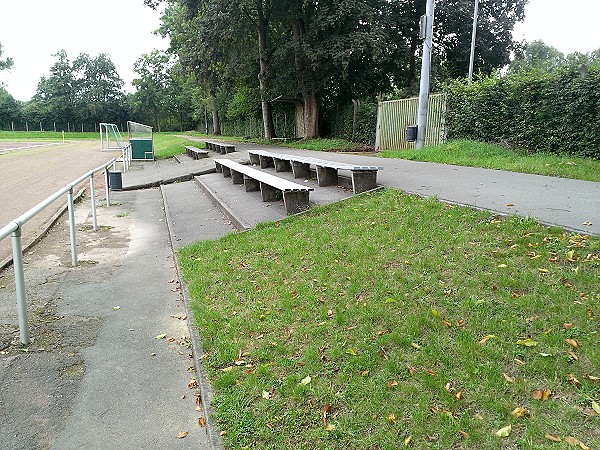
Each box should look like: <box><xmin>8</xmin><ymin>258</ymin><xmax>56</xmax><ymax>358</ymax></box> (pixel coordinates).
<box><xmin>99</xmin><ymin>123</ymin><xmax>124</xmax><ymax>149</ymax></box>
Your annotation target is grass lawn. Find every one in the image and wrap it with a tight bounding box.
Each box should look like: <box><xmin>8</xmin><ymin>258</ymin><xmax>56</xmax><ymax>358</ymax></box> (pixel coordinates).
<box><xmin>0</xmin><ymin>130</ymin><xmax>98</xmax><ymax>141</ymax></box>
<box><xmin>380</xmin><ymin>140</ymin><xmax>600</xmax><ymax>183</ymax></box>
<box><xmin>180</xmin><ymin>189</ymin><xmax>599</xmax><ymax>450</ymax></box>
<box><xmin>152</xmin><ymin>133</ymin><xmax>204</xmax><ymax>159</ymax></box>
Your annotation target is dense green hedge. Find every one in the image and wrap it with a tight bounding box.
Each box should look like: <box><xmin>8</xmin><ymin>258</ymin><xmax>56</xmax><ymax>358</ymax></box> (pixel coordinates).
<box><xmin>445</xmin><ymin>65</ymin><xmax>600</xmax><ymax>158</ymax></box>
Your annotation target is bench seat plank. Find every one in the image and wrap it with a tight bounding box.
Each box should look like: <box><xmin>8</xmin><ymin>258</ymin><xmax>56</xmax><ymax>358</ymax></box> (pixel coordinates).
<box><xmin>214</xmin><ymin>159</ymin><xmax>312</xmax><ymax>214</ymax></box>
<box><xmin>248</xmin><ymin>149</ymin><xmax>382</xmax><ymax>193</ymax></box>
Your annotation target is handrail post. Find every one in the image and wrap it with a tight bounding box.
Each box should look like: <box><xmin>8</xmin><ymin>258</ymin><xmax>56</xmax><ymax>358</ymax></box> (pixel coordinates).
<box><xmin>11</xmin><ymin>227</ymin><xmax>30</xmax><ymax>345</ymax></box>
<box><xmin>67</xmin><ymin>187</ymin><xmax>78</xmax><ymax>266</ymax></box>
<box><xmin>105</xmin><ymin>168</ymin><xmax>111</xmax><ymax>207</ymax></box>
<box><xmin>90</xmin><ymin>174</ymin><xmax>98</xmax><ymax>231</ymax></box>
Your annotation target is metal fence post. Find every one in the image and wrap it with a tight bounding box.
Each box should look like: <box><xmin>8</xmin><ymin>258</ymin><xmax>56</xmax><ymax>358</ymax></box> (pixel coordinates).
<box><xmin>90</xmin><ymin>174</ymin><xmax>98</xmax><ymax>231</ymax></box>
<box><xmin>105</xmin><ymin>168</ymin><xmax>111</xmax><ymax>207</ymax></box>
<box><xmin>67</xmin><ymin>188</ymin><xmax>78</xmax><ymax>267</ymax></box>
<box><xmin>11</xmin><ymin>227</ymin><xmax>30</xmax><ymax>345</ymax></box>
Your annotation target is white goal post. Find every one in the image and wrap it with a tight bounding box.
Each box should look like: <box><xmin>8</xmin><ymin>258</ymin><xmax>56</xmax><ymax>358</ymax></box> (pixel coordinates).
<box><xmin>99</xmin><ymin>123</ymin><xmax>124</xmax><ymax>149</ymax></box>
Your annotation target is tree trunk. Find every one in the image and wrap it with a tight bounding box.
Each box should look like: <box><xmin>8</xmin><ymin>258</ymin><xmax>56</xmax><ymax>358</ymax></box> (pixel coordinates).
<box><xmin>210</xmin><ymin>88</ymin><xmax>221</xmax><ymax>135</ymax></box>
<box><xmin>302</xmin><ymin>90</ymin><xmax>319</xmax><ymax>138</ymax></box>
<box><xmin>291</xmin><ymin>18</ymin><xmax>320</xmax><ymax>138</ymax></box>
<box><xmin>257</xmin><ymin>0</ymin><xmax>275</xmax><ymax>139</ymax></box>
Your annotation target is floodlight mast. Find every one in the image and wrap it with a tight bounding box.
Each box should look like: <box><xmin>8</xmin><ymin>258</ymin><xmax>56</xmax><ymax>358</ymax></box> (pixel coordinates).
<box><xmin>416</xmin><ymin>0</ymin><xmax>436</xmax><ymax>149</ymax></box>
<box><xmin>468</xmin><ymin>0</ymin><xmax>480</xmax><ymax>83</ymax></box>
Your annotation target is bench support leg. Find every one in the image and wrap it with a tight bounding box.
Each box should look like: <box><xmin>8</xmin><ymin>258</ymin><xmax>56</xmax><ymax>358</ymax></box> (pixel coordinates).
<box><xmin>222</xmin><ymin>166</ymin><xmax>231</xmax><ymax>178</ymax></box>
<box><xmin>249</xmin><ymin>153</ymin><xmax>260</xmax><ymax>165</ymax></box>
<box><xmin>225</xmin><ymin>146</ymin><xmax>235</xmax><ymax>153</ymax></box>
<box><xmin>231</xmin><ymin>170</ymin><xmax>244</xmax><ymax>184</ymax></box>
<box><xmin>260</xmin><ymin>183</ymin><xmax>281</xmax><ymax>202</ymax></box>
<box><xmin>283</xmin><ymin>191</ymin><xmax>310</xmax><ymax>215</ymax></box>
<box><xmin>292</xmin><ymin>162</ymin><xmax>311</xmax><ymax>179</ymax></box>
<box><xmin>244</xmin><ymin>176</ymin><xmax>260</xmax><ymax>192</ymax></box>
<box><xmin>316</xmin><ymin>166</ymin><xmax>338</xmax><ymax>187</ymax></box>
<box><xmin>215</xmin><ymin>162</ymin><xmax>223</xmax><ymax>173</ymax></box>
<box><xmin>260</xmin><ymin>155</ymin><xmax>274</xmax><ymax>169</ymax></box>
<box><xmin>351</xmin><ymin>170</ymin><xmax>378</xmax><ymax>194</ymax></box>
<box><xmin>274</xmin><ymin>158</ymin><xmax>292</xmax><ymax>172</ymax></box>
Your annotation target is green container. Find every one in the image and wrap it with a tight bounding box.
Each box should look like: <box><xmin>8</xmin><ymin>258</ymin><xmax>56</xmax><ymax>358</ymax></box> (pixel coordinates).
<box><xmin>131</xmin><ymin>138</ymin><xmax>153</xmax><ymax>160</ymax></box>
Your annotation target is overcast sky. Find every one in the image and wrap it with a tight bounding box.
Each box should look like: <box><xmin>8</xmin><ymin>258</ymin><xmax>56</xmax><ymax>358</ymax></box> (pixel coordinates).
<box><xmin>1</xmin><ymin>0</ymin><xmax>599</xmax><ymax>102</ymax></box>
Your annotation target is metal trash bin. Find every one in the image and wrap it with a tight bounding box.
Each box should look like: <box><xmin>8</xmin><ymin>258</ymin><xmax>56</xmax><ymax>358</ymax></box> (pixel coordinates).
<box><xmin>406</xmin><ymin>125</ymin><xmax>418</xmax><ymax>143</ymax></box>
<box><xmin>107</xmin><ymin>171</ymin><xmax>123</xmax><ymax>191</ymax></box>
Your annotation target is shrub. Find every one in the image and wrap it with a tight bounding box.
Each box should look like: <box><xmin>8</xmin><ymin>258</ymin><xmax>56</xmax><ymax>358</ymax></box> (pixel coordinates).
<box><xmin>445</xmin><ymin>65</ymin><xmax>600</xmax><ymax>158</ymax></box>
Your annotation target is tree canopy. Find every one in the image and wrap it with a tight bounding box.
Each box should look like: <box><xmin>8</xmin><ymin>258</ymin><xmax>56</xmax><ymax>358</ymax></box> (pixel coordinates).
<box><xmin>149</xmin><ymin>0</ymin><xmax>529</xmax><ymax>137</ymax></box>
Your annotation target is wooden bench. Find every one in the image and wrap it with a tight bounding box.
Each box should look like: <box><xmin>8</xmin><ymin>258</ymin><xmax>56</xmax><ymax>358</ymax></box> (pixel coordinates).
<box><xmin>214</xmin><ymin>159</ymin><xmax>313</xmax><ymax>214</ymax></box>
<box><xmin>205</xmin><ymin>141</ymin><xmax>236</xmax><ymax>154</ymax></box>
<box><xmin>247</xmin><ymin>150</ymin><xmax>383</xmax><ymax>194</ymax></box>
<box><xmin>185</xmin><ymin>146</ymin><xmax>209</xmax><ymax>159</ymax></box>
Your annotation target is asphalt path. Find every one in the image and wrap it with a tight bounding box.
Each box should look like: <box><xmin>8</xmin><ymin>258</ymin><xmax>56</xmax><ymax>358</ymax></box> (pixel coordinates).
<box><xmin>0</xmin><ymin>141</ymin><xmax>119</xmax><ymax>266</ymax></box>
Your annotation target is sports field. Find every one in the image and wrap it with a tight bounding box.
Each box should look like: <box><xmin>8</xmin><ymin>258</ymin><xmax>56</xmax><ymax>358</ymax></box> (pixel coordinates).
<box><xmin>0</xmin><ymin>140</ymin><xmax>118</xmax><ymax>265</ymax></box>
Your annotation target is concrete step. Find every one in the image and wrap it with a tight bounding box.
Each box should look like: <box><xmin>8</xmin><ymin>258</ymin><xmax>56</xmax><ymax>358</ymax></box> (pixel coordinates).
<box><xmin>195</xmin><ymin>162</ymin><xmax>354</xmax><ymax>230</ymax></box>
<box><xmin>160</xmin><ymin>181</ymin><xmax>235</xmax><ymax>248</ymax></box>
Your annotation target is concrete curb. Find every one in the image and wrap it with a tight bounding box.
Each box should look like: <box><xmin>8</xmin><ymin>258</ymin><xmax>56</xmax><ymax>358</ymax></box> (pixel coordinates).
<box><xmin>121</xmin><ymin>169</ymin><xmax>216</xmax><ymax>192</ymax></box>
<box><xmin>159</xmin><ymin>185</ymin><xmax>225</xmax><ymax>450</ymax></box>
<box><xmin>193</xmin><ymin>176</ymin><xmax>252</xmax><ymax>231</ymax></box>
<box><xmin>0</xmin><ymin>187</ymin><xmax>86</xmax><ymax>271</ymax></box>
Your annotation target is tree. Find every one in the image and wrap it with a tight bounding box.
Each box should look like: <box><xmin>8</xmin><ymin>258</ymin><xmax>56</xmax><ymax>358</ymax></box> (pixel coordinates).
<box><xmin>508</xmin><ymin>40</ymin><xmax>566</xmax><ymax>73</ymax></box>
<box><xmin>0</xmin><ymin>87</ymin><xmax>21</xmax><ymax>128</ymax></box>
<box><xmin>33</xmin><ymin>50</ymin><xmax>76</xmax><ymax>126</ymax></box>
<box><xmin>433</xmin><ymin>0</ymin><xmax>527</xmax><ymax>79</ymax></box>
<box><xmin>73</xmin><ymin>53</ymin><xmax>126</xmax><ymax>125</ymax></box>
<box><xmin>0</xmin><ymin>42</ymin><xmax>13</xmax><ymax>72</ymax></box>
<box><xmin>131</xmin><ymin>51</ymin><xmax>173</xmax><ymax>131</ymax></box>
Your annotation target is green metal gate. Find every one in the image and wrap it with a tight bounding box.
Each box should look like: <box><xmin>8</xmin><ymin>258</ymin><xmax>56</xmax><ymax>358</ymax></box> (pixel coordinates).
<box><xmin>375</xmin><ymin>93</ymin><xmax>447</xmax><ymax>151</ymax></box>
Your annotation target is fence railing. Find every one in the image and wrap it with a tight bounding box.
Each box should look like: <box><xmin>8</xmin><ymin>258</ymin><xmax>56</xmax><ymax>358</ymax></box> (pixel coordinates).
<box><xmin>375</xmin><ymin>93</ymin><xmax>447</xmax><ymax>150</ymax></box>
<box><xmin>0</xmin><ymin>158</ymin><xmax>117</xmax><ymax>346</ymax></box>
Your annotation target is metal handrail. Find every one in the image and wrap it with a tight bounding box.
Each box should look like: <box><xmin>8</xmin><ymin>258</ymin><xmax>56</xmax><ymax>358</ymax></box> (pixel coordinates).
<box><xmin>0</xmin><ymin>157</ymin><xmax>117</xmax><ymax>345</ymax></box>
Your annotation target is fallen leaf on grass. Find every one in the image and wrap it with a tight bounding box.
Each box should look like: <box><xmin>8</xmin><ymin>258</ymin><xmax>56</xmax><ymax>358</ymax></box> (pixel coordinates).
<box><xmin>300</xmin><ymin>375</ymin><xmax>312</xmax><ymax>385</ymax></box>
<box><xmin>459</xmin><ymin>430</ymin><xmax>469</xmax><ymax>439</ymax></box>
<box><xmin>403</xmin><ymin>435</ymin><xmax>412</xmax><ymax>446</ymax></box>
<box><xmin>495</xmin><ymin>424</ymin><xmax>512</xmax><ymax>438</ymax></box>
<box><xmin>479</xmin><ymin>334</ymin><xmax>497</xmax><ymax>345</ymax></box>
<box><xmin>410</xmin><ymin>342</ymin><xmax>422</xmax><ymax>350</ymax></box>
<box><xmin>388</xmin><ymin>380</ymin><xmax>399</xmax><ymax>388</ymax></box>
<box><xmin>591</xmin><ymin>401</ymin><xmax>600</xmax><ymax>415</ymax></box>
<box><xmin>325</xmin><ymin>424</ymin><xmax>336</xmax><ymax>432</ymax></box>
<box><xmin>322</xmin><ymin>404</ymin><xmax>331</xmax><ymax>426</ymax></box>
<box><xmin>503</xmin><ymin>373</ymin><xmax>516</xmax><ymax>383</ymax></box>
<box><xmin>563</xmin><ymin>323</ymin><xmax>574</xmax><ymax>329</ymax></box>
<box><xmin>387</xmin><ymin>413</ymin><xmax>397</xmax><ymax>424</ymax></box>
<box><xmin>176</xmin><ymin>431</ymin><xmax>189</xmax><ymax>439</ymax></box>
<box><xmin>586</xmin><ymin>375</ymin><xmax>600</xmax><ymax>382</ymax></box>
<box><xmin>565</xmin><ymin>338</ymin><xmax>578</xmax><ymax>348</ymax></box>
<box><xmin>564</xmin><ymin>436</ymin><xmax>590</xmax><ymax>449</ymax></box>
<box><xmin>538</xmin><ymin>268</ymin><xmax>549</xmax><ymax>273</ymax></box>
<box><xmin>219</xmin><ymin>431</ymin><xmax>227</xmax><ymax>436</ymax></box>
<box><xmin>517</xmin><ymin>338</ymin><xmax>538</xmax><ymax>347</ymax></box>
<box><xmin>567</xmin><ymin>351</ymin><xmax>579</xmax><ymax>361</ymax></box>
<box><xmin>511</xmin><ymin>407</ymin><xmax>530</xmax><ymax>418</ymax></box>
<box><xmin>566</xmin><ymin>373</ymin><xmax>581</xmax><ymax>387</ymax></box>
<box><xmin>407</xmin><ymin>366</ymin><xmax>418</xmax><ymax>375</ymax></box>
<box><xmin>346</xmin><ymin>348</ymin><xmax>357</xmax><ymax>356</ymax></box>
<box><xmin>545</xmin><ymin>434</ymin><xmax>561</xmax><ymax>442</ymax></box>
<box><xmin>533</xmin><ymin>388</ymin><xmax>552</xmax><ymax>400</ymax></box>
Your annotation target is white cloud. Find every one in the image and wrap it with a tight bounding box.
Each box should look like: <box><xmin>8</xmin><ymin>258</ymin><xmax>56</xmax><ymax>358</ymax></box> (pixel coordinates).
<box><xmin>0</xmin><ymin>0</ymin><xmax>169</xmax><ymax>101</ymax></box>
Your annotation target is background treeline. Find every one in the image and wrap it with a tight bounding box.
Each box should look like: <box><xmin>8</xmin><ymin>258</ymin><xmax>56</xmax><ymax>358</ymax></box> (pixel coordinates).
<box><xmin>1</xmin><ymin>5</ymin><xmax>599</xmax><ymax>159</ymax></box>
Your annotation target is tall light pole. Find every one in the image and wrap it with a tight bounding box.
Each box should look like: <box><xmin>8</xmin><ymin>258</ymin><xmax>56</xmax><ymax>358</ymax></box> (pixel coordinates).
<box><xmin>468</xmin><ymin>0</ymin><xmax>480</xmax><ymax>83</ymax></box>
<box><xmin>415</xmin><ymin>0</ymin><xmax>436</xmax><ymax>149</ymax></box>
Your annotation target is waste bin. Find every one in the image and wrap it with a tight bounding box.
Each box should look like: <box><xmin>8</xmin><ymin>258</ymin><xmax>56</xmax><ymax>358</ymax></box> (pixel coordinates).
<box><xmin>107</xmin><ymin>171</ymin><xmax>123</xmax><ymax>191</ymax></box>
<box><xmin>406</xmin><ymin>125</ymin><xmax>418</xmax><ymax>143</ymax></box>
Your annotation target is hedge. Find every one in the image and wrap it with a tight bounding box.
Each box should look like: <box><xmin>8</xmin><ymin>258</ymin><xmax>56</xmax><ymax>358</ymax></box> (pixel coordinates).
<box><xmin>445</xmin><ymin>65</ymin><xmax>600</xmax><ymax>159</ymax></box>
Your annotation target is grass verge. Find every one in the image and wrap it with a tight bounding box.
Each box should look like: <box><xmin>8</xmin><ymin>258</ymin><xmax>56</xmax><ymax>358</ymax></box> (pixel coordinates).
<box><xmin>153</xmin><ymin>133</ymin><xmax>205</xmax><ymax>159</ymax></box>
<box><xmin>0</xmin><ymin>131</ymin><xmax>98</xmax><ymax>141</ymax></box>
<box><xmin>380</xmin><ymin>140</ymin><xmax>600</xmax><ymax>182</ymax></box>
<box><xmin>180</xmin><ymin>189</ymin><xmax>599</xmax><ymax>450</ymax></box>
